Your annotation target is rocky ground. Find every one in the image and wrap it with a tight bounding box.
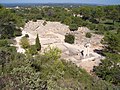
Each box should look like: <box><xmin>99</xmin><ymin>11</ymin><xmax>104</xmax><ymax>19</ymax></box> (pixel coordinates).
<box><xmin>14</xmin><ymin>20</ymin><xmax>104</xmax><ymax>73</ymax></box>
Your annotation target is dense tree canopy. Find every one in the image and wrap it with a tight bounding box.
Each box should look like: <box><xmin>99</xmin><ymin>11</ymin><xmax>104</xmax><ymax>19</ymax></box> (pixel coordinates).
<box><xmin>102</xmin><ymin>32</ymin><xmax>120</xmax><ymax>52</ymax></box>
<box><xmin>94</xmin><ymin>31</ymin><xmax>120</xmax><ymax>86</ymax></box>
<box><xmin>0</xmin><ymin>8</ymin><xmax>25</xmax><ymax>39</ymax></box>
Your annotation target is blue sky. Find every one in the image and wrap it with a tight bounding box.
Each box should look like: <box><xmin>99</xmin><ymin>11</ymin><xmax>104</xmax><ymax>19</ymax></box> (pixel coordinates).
<box><xmin>0</xmin><ymin>0</ymin><xmax>120</xmax><ymax>5</ymax></box>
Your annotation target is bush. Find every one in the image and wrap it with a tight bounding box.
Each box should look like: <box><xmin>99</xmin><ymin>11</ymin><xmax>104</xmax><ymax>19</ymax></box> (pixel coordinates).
<box><xmin>63</xmin><ymin>17</ymin><xmax>72</xmax><ymax>25</ymax></box>
<box><xmin>27</xmin><ymin>45</ymin><xmax>38</xmax><ymax>55</ymax></box>
<box><xmin>87</xmin><ymin>24</ymin><xmax>96</xmax><ymax>30</ymax></box>
<box><xmin>64</xmin><ymin>34</ymin><xmax>75</xmax><ymax>44</ymax></box>
<box><xmin>117</xmin><ymin>28</ymin><xmax>120</xmax><ymax>34</ymax></box>
<box><xmin>85</xmin><ymin>32</ymin><xmax>92</xmax><ymax>38</ymax></box>
<box><xmin>69</xmin><ymin>24</ymin><xmax>78</xmax><ymax>31</ymax></box>
<box><xmin>33</xmin><ymin>19</ymin><xmax>37</xmax><ymax>22</ymax></box>
<box><xmin>0</xmin><ymin>66</ymin><xmax>47</xmax><ymax>90</ymax></box>
<box><xmin>81</xmin><ymin>21</ymin><xmax>88</xmax><ymax>26</ymax></box>
<box><xmin>97</xmin><ymin>24</ymin><xmax>105</xmax><ymax>31</ymax></box>
<box><xmin>0</xmin><ymin>39</ymin><xmax>10</xmax><ymax>47</ymax></box>
<box><xmin>89</xmin><ymin>18</ymin><xmax>99</xmax><ymax>24</ymax></box>
<box><xmin>25</xmin><ymin>34</ymin><xmax>29</xmax><ymax>38</ymax></box>
<box><xmin>14</xmin><ymin>29</ymin><xmax>22</xmax><ymax>36</ymax></box>
<box><xmin>43</xmin><ymin>21</ymin><xmax>47</xmax><ymax>26</ymax></box>
<box><xmin>20</xmin><ymin>37</ymin><xmax>30</xmax><ymax>49</ymax></box>
<box><xmin>105</xmin><ymin>25</ymin><xmax>115</xmax><ymax>31</ymax></box>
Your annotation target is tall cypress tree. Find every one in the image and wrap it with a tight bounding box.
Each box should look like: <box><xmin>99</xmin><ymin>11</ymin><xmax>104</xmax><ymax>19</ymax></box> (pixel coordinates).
<box><xmin>35</xmin><ymin>34</ymin><xmax>41</xmax><ymax>51</ymax></box>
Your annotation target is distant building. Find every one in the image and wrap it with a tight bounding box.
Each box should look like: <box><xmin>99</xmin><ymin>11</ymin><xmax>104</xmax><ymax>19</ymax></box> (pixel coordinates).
<box><xmin>15</xmin><ymin>6</ymin><xmax>20</xmax><ymax>9</ymax></box>
<box><xmin>73</xmin><ymin>14</ymin><xmax>83</xmax><ymax>18</ymax></box>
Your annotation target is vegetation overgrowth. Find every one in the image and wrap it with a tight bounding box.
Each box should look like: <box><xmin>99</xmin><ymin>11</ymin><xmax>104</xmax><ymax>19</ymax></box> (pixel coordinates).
<box><xmin>0</xmin><ymin>4</ymin><xmax>120</xmax><ymax>89</ymax></box>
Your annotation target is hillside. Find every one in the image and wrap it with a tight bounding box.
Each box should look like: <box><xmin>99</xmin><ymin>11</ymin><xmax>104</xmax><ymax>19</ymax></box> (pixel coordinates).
<box><xmin>0</xmin><ymin>4</ymin><xmax>120</xmax><ymax>89</ymax></box>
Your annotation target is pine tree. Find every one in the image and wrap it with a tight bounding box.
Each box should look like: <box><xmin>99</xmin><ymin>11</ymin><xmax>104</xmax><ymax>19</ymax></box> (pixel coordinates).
<box><xmin>35</xmin><ymin>34</ymin><xmax>41</xmax><ymax>51</ymax></box>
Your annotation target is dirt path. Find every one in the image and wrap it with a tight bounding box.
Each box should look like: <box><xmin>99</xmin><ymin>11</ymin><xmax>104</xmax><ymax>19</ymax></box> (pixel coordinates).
<box><xmin>14</xmin><ymin>31</ymin><xmax>26</xmax><ymax>53</ymax></box>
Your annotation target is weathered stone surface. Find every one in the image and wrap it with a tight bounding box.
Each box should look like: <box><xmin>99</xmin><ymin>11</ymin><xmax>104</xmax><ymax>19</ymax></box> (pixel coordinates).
<box><xmin>14</xmin><ymin>20</ymin><xmax>104</xmax><ymax>73</ymax></box>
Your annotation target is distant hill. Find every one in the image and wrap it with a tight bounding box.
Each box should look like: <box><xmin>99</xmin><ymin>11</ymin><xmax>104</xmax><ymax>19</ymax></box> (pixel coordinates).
<box><xmin>1</xmin><ymin>3</ymin><xmax>104</xmax><ymax>8</ymax></box>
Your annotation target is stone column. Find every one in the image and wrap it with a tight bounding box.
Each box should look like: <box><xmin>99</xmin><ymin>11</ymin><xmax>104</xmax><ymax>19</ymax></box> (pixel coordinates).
<box><xmin>87</xmin><ymin>45</ymin><xmax>89</xmax><ymax>57</ymax></box>
<box><xmin>84</xmin><ymin>43</ymin><xmax>90</xmax><ymax>58</ymax></box>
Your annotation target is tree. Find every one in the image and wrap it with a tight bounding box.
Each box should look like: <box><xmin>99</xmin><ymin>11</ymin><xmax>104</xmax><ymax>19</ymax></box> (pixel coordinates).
<box><xmin>63</xmin><ymin>17</ymin><xmax>72</xmax><ymax>25</ymax></box>
<box><xmin>79</xmin><ymin>7</ymin><xmax>91</xmax><ymax>18</ymax></box>
<box><xmin>0</xmin><ymin>22</ymin><xmax>15</xmax><ymax>39</ymax></box>
<box><xmin>0</xmin><ymin>5</ymin><xmax>3</xmax><ymax>9</ymax></box>
<box><xmin>35</xmin><ymin>34</ymin><xmax>41</xmax><ymax>51</ymax></box>
<box><xmin>96</xmin><ymin>24</ymin><xmax>105</xmax><ymax>34</ymax></box>
<box><xmin>94</xmin><ymin>30</ymin><xmax>120</xmax><ymax>85</ymax></box>
<box><xmin>110</xmin><ymin>9</ymin><xmax>119</xmax><ymax>24</ymax></box>
<box><xmin>0</xmin><ymin>8</ymin><xmax>25</xmax><ymax>39</ymax></box>
<box><xmin>94</xmin><ymin>7</ymin><xmax>104</xmax><ymax>21</ymax></box>
<box><xmin>103</xmin><ymin>32</ymin><xmax>120</xmax><ymax>52</ymax></box>
<box><xmin>93</xmin><ymin>53</ymin><xmax>120</xmax><ymax>86</ymax></box>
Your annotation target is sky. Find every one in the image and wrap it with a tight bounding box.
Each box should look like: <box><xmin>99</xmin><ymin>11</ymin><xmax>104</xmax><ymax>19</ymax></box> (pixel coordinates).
<box><xmin>0</xmin><ymin>0</ymin><xmax>120</xmax><ymax>5</ymax></box>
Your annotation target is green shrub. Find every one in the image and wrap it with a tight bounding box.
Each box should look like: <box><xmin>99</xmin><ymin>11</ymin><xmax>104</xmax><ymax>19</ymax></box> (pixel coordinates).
<box><xmin>63</xmin><ymin>17</ymin><xmax>72</xmax><ymax>25</ymax></box>
<box><xmin>44</xmin><ymin>46</ymin><xmax>61</xmax><ymax>61</ymax></box>
<box><xmin>105</xmin><ymin>25</ymin><xmax>115</xmax><ymax>31</ymax></box>
<box><xmin>89</xmin><ymin>18</ymin><xmax>99</xmax><ymax>24</ymax></box>
<box><xmin>0</xmin><ymin>39</ymin><xmax>9</xmax><ymax>47</ymax></box>
<box><xmin>27</xmin><ymin>45</ymin><xmax>38</xmax><ymax>55</ymax></box>
<box><xmin>117</xmin><ymin>28</ymin><xmax>120</xmax><ymax>34</ymax></box>
<box><xmin>85</xmin><ymin>32</ymin><xmax>92</xmax><ymax>38</ymax></box>
<box><xmin>97</xmin><ymin>24</ymin><xmax>105</xmax><ymax>31</ymax></box>
<box><xmin>20</xmin><ymin>37</ymin><xmax>30</xmax><ymax>49</ymax></box>
<box><xmin>87</xmin><ymin>24</ymin><xmax>96</xmax><ymax>30</ymax></box>
<box><xmin>69</xmin><ymin>24</ymin><xmax>78</xmax><ymax>31</ymax></box>
<box><xmin>14</xmin><ymin>29</ymin><xmax>22</xmax><ymax>36</ymax></box>
<box><xmin>10</xmin><ymin>66</ymin><xmax>47</xmax><ymax>90</ymax></box>
<box><xmin>64</xmin><ymin>34</ymin><xmax>75</xmax><ymax>44</ymax></box>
